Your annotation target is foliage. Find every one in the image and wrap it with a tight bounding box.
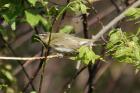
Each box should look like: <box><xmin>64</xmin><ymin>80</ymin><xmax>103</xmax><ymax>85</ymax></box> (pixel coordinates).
<box><xmin>0</xmin><ymin>0</ymin><xmax>90</xmax><ymax>92</ymax></box>
<box><xmin>56</xmin><ymin>0</ymin><xmax>88</xmax><ymax>19</ymax></box>
<box><xmin>106</xmin><ymin>7</ymin><xmax>140</xmax><ymax>69</ymax></box>
<box><xmin>106</xmin><ymin>28</ymin><xmax>140</xmax><ymax>69</ymax></box>
<box><xmin>125</xmin><ymin>8</ymin><xmax>140</xmax><ymax>22</ymax></box>
<box><xmin>71</xmin><ymin>46</ymin><xmax>100</xmax><ymax>64</ymax></box>
<box><xmin>60</xmin><ymin>25</ymin><xmax>74</xmax><ymax>34</ymax></box>
<box><xmin>0</xmin><ymin>64</ymin><xmax>18</xmax><ymax>93</ymax></box>
<box><xmin>0</xmin><ymin>0</ymin><xmax>89</xmax><ymax>31</ymax></box>
<box><xmin>0</xmin><ymin>0</ymin><xmax>140</xmax><ymax>92</ymax></box>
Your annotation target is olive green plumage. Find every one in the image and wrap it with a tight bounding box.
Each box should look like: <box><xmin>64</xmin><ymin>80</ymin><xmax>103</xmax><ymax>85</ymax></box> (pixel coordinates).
<box><xmin>38</xmin><ymin>33</ymin><xmax>93</xmax><ymax>53</ymax></box>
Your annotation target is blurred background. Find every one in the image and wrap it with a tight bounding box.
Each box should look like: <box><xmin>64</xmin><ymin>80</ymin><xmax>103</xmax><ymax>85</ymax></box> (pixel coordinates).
<box><xmin>0</xmin><ymin>0</ymin><xmax>140</xmax><ymax>93</ymax></box>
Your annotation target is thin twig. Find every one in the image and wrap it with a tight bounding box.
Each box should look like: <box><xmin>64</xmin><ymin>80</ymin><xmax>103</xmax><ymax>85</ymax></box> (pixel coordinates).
<box><xmin>48</xmin><ymin>0</ymin><xmax>64</xmax><ymax>6</ymax></box>
<box><xmin>82</xmin><ymin>14</ymin><xmax>89</xmax><ymax>38</ymax></box>
<box><xmin>110</xmin><ymin>0</ymin><xmax>123</xmax><ymax>13</ymax></box>
<box><xmin>38</xmin><ymin>18</ymin><xmax>56</xmax><ymax>93</ymax></box>
<box><xmin>92</xmin><ymin>0</ymin><xmax>140</xmax><ymax>42</ymax></box>
<box><xmin>87</xmin><ymin>62</ymin><xmax>99</xmax><ymax>93</ymax></box>
<box><xmin>23</xmin><ymin>48</ymin><xmax>44</xmax><ymax>92</ymax></box>
<box><xmin>55</xmin><ymin>0</ymin><xmax>70</xmax><ymax>32</ymax></box>
<box><xmin>22</xmin><ymin>20</ymin><xmax>48</xmax><ymax>92</ymax></box>
<box><xmin>84</xmin><ymin>1</ymin><xmax>105</xmax><ymax>93</ymax></box>
<box><xmin>82</xmin><ymin>7</ymin><xmax>95</xmax><ymax>93</ymax></box>
<box><xmin>0</xmin><ymin>54</ymin><xmax>63</xmax><ymax>61</ymax></box>
<box><xmin>88</xmin><ymin>5</ymin><xmax>115</xmax><ymax>26</ymax></box>
<box><xmin>13</xmin><ymin>52</ymin><xmax>41</xmax><ymax>75</ymax></box>
<box><xmin>0</xmin><ymin>33</ymin><xmax>35</xmax><ymax>91</ymax></box>
<box><xmin>87</xmin><ymin>0</ymin><xmax>105</xmax><ymax>28</ymax></box>
<box><xmin>87</xmin><ymin>0</ymin><xmax>106</xmax><ymax>42</ymax></box>
<box><xmin>63</xmin><ymin>66</ymin><xmax>87</xmax><ymax>93</ymax></box>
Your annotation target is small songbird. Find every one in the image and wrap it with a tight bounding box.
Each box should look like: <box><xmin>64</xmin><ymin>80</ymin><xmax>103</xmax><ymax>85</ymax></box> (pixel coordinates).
<box><xmin>38</xmin><ymin>33</ymin><xmax>94</xmax><ymax>53</ymax></box>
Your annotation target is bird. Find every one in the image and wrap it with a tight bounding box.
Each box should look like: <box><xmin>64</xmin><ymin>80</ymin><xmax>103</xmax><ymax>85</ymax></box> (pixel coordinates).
<box><xmin>38</xmin><ymin>32</ymin><xmax>94</xmax><ymax>54</ymax></box>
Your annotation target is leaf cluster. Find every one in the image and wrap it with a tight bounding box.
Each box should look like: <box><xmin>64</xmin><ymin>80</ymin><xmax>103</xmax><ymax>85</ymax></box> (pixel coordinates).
<box><xmin>71</xmin><ymin>46</ymin><xmax>100</xmax><ymax>64</ymax></box>
<box><xmin>125</xmin><ymin>8</ymin><xmax>140</xmax><ymax>22</ymax></box>
<box><xmin>106</xmin><ymin>28</ymin><xmax>140</xmax><ymax>69</ymax></box>
<box><xmin>56</xmin><ymin>0</ymin><xmax>88</xmax><ymax>19</ymax></box>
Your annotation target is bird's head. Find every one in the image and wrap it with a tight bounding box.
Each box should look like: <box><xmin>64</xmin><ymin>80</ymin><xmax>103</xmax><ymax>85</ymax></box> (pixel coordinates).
<box><xmin>38</xmin><ymin>33</ymin><xmax>50</xmax><ymax>43</ymax></box>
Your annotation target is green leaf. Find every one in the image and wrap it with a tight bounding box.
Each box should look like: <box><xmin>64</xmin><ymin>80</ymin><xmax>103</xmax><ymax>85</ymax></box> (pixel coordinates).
<box><xmin>30</xmin><ymin>91</ymin><xmax>37</xmax><ymax>93</ymax></box>
<box><xmin>0</xmin><ymin>84</ymin><xmax>7</xmax><ymax>90</ymax></box>
<box><xmin>78</xmin><ymin>46</ymin><xmax>87</xmax><ymax>58</ymax></box>
<box><xmin>60</xmin><ymin>25</ymin><xmax>74</xmax><ymax>33</ymax></box>
<box><xmin>56</xmin><ymin>5</ymin><xmax>68</xmax><ymax>20</ymax></box>
<box><xmin>0</xmin><ymin>0</ymin><xmax>10</xmax><ymax>7</ymax></box>
<box><xmin>106</xmin><ymin>29</ymin><xmax>123</xmax><ymax>49</ymax></box>
<box><xmin>69</xmin><ymin>2</ymin><xmax>80</xmax><ymax>13</ymax></box>
<box><xmin>27</xmin><ymin>0</ymin><xmax>37</xmax><ymax>6</ymax></box>
<box><xmin>136</xmin><ymin>27</ymin><xmax>140</xmax><ymax>36</ymax></box>
<box><xmin>125</xmin><ymin>8</ymin><xmax>140</xmax><ymax>20</ymax></box>
<box><xmin>25</xmin><ymin>11</ymin><xmax>40</xmax><ymax>27</ymax></box>
<box><xmin>2</xmin><ymin>3</ymin><xmax>22</xmax><ymax>23</ymax></box>
<box><xmin>1</xmin><ymin>69</ymin><xmax>15</xmax><ymax>82</ymax></box>
<box><xmin>125</xmin><ymin>8</ymin><xmax>137</xmax><ymax>16</ymax></box>
<box><xmin>80</xmin><ymin>2</ymin><xmax>88</xmax><ymax>14</ymax></box>
<box><xmin>106</xmin><ymin>28</ymin><xmax>140</xmax><ymax>69</ymax></box>
<box><xmin>11</xmin><ymin>21</ymin><xmax>16</xmax><ymax>30</ymax></box>
<box><xmin>75</xmin><ymin>46</ymin><xmax>100</xmax><ymax>64</ymax></box>
<box><xmin>49</xmin><ymin>6</ymin><xmax>59</xmax><ymax>16</ymax></box>
<box><xmin>39</xmin><ymin>16</ymin><xmax>50</xmax><ymax>32</ymax></box>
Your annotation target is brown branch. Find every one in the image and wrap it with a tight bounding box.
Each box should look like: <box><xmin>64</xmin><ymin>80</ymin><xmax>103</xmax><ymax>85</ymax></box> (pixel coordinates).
<box><xmin>87</xmin><ymin>0</ymin><xmax>105</xmax><ymax>28</ymax></box>
<box><xmin>85</xmin><ymin>1</ymin><xmax>105</xmax><ymax>93</ymax></box>
<box><xmin>110</xmin><ymin>0</ymin><xmax>124</xmax><ymax>12</ymax></box>
<box><xmin>88</xmin><ymin>5</ymin><xmax>116</xmax><ymax>26</ymax></box>
<box><xmin>0</xmin><ymin>33</ymin><xmax>35</xmax><ymax>91</ymax></box>
<box><xmin>23</xmin><ymin>18</ymin><xmax>56</xmax><ymax>92</ymax></box>
<box><xmin>38</xmin><ymin>18</ymin><xmax>57</xmax><ymax>93</ymax></box>
<box><xmin>92</xmin><ymin>0</ymin><xmax>140</xmax><ymax>42</ymax></box>
<box><xmin>13</xmin><ymin>52</ymin><xmax>42</xmax><ymax>75</ymax></box>
<box><xmin>0</xmin><ymin>54</ymin><xmax>63</xmax><ymax>61</ymax></box>
<box><xmin>55</xmin><ymin>0</ymin><xmax>70</xmax><ymax>32</ymax></box>
<box><xmin>63</xmin><ymin>66</ymin><xmax>88</xmax><ymax>93</ymax></box>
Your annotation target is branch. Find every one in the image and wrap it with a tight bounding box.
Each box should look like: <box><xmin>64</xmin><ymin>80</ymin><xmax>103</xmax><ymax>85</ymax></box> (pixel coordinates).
<box><xmin>92</xmin><ymin>0</ymin><xmax>140</xmax><ymax>42</ymax></box>
<box><xmin>63</xmin><ymin>66</ymin><xmax>87</xmax><ymax>93</ymax></box>
<box><xmin>0</xmin><ymin>33</ymin><xmax>35</xmax><ymax>91</ymax></box>
<box><xmin>87</xmin><ymin>0</ymin><xmax>105</xmax><ymax>28</ymax></box>
<box><xmin>13</xmin><ymin>51</ymin><xmax>42</xmax><ymax>75</ymax></box>
<box><xmin>0</xmin><ymin>54</ymin><xmax>63</xmax><ymax>61</ymax></box>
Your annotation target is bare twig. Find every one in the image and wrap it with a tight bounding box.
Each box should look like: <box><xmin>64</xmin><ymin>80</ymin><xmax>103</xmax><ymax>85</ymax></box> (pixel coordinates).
<box><xmin>88</xmin><ymin>5</ymin><xmax>115</xmax><ymax>26</ymax></box>
<box><xmin>23</xmin><ymin>48</ymin><xmax>44</xmax><ymax>92</ymax></box>
<box><xmin>23</xmin><ymin>19</ymin><xmax>55</xmax><ymax>92</ymax></box>
<box><xmin>13</xmin><ymin>52</ymin><xmax>42</xmax><ymax>75</ymax></box>
<box><xmin>0</xmin><ymin>54</ymin><xmax>63</xmax><ymax>61</ymax></box>
<box><xmin>110</xmin><ymin>0</ymin><xmax>124</xmax><ymax>12</ymax></box>
<box><xmin>38</xmin><ymin>18</ymin><xmax>56</xmax><ymax>93</ymax></box>
<box><xmin>55</xmin><ymin>0</ymin><xmax>70</xmax><ymax>32</ymax></box>
<box><xmin>92</xmin><ymin>0</ymin><xmax>140</xmax><ymax>42</ymax></box>
<box><xmin>63</xmin><ymin>66</ymin><xmax>87</xmax><ymax>93</ymax></box>
<box><xmin>48</xmin><ymin>0</ymin><xmax>64</xmax><ymax>6</ymax></box>
<box><xmin>0</xmin><ymin>33</ymin><xmax>35</xmax><ymax>91</ymax></box>
<box><xmin>87</xmin><ymin>0</ymin><xmax>105</xmax><ymax>28</ymax></box>
<box><xmin>85</xmin><ymin>1</ymin><xmax>105</xmax><ymax>93</ymax></box>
